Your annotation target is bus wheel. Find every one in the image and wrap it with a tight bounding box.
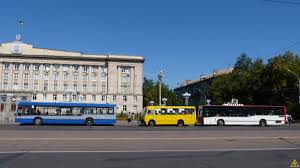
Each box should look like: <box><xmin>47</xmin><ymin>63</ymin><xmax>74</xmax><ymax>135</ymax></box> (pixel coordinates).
<box><xmin>33</xmin><ymin>117</ymin><xmax>43</xmax><ymax>126</ymax></box>
<box><xmin>259</xmin><ymin>119</ymin><xmax>267</xmax><ymax>127</ymax></box>
<box><xmin>177</xmin><ymin>120</ymin><xmax>184</xmax><ymax>127</ymax></box>
<box><xmin>148</xmin><ymin>120</ymin><xmax>155</xmax><ymax>127</ymax></box>
<box><xmin>217</xmin><ymin>119</ymin><xmax>225</xmax><ymax>126</ymax></box>
<box><xmin>85</xmin><ymin>118</ymin><xmax>94</xmax><ymax>126</ymax></box>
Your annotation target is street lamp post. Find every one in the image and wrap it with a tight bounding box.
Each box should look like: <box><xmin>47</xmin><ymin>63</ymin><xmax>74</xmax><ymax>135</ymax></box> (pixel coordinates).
<box><xmin>182</xmin><ymin>92</ymin><xmax>191</xmax><ymax>106</ymax></box>
<box><xmin>288</xmin><ymin>69</ymin><xmax>300</xmax><ymax>103</ymax></box>
<box><xmin>158</xmin><ymin>70</ymin><xmax>164</xmax><ymax>106</ymax></box>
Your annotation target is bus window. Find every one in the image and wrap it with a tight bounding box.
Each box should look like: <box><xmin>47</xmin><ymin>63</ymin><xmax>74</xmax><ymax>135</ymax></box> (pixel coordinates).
<box><xmin>72</xmin><ymin>107</ymin><xmax>82</xmax><ymax>116</ymax></box>
<box><xmin>147</xmin><ymin>110</ymin><xmax>154</xmax><ymax>115</ymax></box>
<box><xmin>60</xmin><ymin>107</ymin><xmax>72</xmax><ymax>116</ymax></box>
<box><xmin>173</xmin><ymin>109</ymin><xmax>179</xmax><ymax>115</ymax></box>
<box><xmin>185</xmin><ymin>108</ymin><xmax>194</xmax><ymax>115</ymax></box>
<box><xmin>155</xmin><ymin>109</ymin><xmax>161</xmax><ymax>115</ymax></box>
<box><xmin>161</xmin><ymin>109</ymin><xmax>167</xmax><ymax>115</ymax></box>
<box><xmin>108</xmin><ymin>108</ymin><xmax>114</xmax><ymax>115</ymax></box>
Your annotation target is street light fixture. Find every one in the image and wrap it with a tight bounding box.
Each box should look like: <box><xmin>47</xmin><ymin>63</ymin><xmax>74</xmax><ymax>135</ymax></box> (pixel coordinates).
<box><xmin>287</xmin><ymin>69</ymin><xmax>300</xmax><ymax>103</ymax></box>
<box><xmin>182</xmin><ymin>92</ymin><xmax>191</xmax><ymax>106</ymax></box>
<box><xmin>162</xmin><ymin>98</ymin><xmax>168</xmax><ymax>106</ymax></box>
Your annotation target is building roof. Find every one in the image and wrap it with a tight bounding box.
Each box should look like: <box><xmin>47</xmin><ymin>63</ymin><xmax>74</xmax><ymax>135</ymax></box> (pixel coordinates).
<box><xmin>175</xmin><ymin>68</ymin><xmax>233</xmax><ymax>89</ymax></box>
<box><xmin>0</xmin><ymin>41</ymin><xmax>144</xmax><ymax>62</ymax></box>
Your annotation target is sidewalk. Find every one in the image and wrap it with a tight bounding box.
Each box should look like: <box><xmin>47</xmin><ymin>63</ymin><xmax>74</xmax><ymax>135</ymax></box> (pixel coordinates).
<box><xmin>116</xmin><ymin>120</ymin><xmax>139</xmax><ymax>126</ymax></box>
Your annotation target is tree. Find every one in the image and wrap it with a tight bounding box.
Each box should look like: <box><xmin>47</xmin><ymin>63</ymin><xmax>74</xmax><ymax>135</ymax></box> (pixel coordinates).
<box><xmin>209</xmin><ymin>51</ymin><xmax>300</xmax><ymax>119</ymax></box>
<box><xmin>143</xmin><ymin>77</ymin><xmax>182</xmax><ymax>107</ymax></box>
<box><xmin>234</xmin><ymin>53</ymin><xmax>252</xmax><ymax>71</ymax></box>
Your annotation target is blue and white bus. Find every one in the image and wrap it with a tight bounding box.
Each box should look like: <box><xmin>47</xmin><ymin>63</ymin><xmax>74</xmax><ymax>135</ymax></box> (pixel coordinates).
<box><xmin>15</xmin><ymin>102</ymin><xmax>116</xmax><ymax>126</ymax></box>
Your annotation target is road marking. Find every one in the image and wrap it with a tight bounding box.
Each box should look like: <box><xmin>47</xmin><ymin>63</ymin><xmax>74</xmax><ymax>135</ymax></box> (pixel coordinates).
<box><xmin>0</xmin><ymin>147</ymin><xmax>299</xmax><ymax>154</ymax></box>
<box><xmin>0</xmin><ymin>136</ymin><xmax>299</xmax><ymax>140</ymax></box>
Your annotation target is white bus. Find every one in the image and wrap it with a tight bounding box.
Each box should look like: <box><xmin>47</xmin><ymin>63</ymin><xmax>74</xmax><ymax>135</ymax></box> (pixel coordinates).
<box><xmin>200</xmin><ymin>104</ymin><xmax>286</xmax><ymax>126</ymax></box>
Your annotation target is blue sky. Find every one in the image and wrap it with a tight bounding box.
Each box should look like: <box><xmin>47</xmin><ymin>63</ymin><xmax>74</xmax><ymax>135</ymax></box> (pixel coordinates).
<box><xmin>0</xmin><ymin>0</ymin><xmax>299</xmax><ymax>88</ymax></box>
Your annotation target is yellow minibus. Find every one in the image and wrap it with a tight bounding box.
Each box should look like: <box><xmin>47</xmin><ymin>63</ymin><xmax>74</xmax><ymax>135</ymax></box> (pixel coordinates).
<box><xmin>140</xmin><ymin>106</ymin><xmax>196</xmax><ymax>126</ymax></box>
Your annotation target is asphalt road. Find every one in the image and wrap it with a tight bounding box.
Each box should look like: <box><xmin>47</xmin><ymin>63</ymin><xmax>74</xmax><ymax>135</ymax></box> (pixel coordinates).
<box><xmin>0</xmin><ymin>125</ymin><xmax>299</xmax><ymax>168</ymax></box>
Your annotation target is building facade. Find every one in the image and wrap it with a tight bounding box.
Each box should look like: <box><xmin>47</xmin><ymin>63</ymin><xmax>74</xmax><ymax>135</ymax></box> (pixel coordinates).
<box><xmin>174</xmin><ymin>68</ymin><xmax>233</xmax><ymax>108</ymax></box>
<box><xmin>0</xmin><ymin>39</ymin><xmax>144</xmax><ymax>123</ymax></box>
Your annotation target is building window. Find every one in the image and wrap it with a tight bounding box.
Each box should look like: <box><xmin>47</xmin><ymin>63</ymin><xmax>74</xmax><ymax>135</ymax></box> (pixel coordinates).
<box><xmin>14</xmin><ymin>73</ymin><xmax>19</xmax><ymax>80</ymax></box>
<box><xmin>3</xmin><ymin>73</ymin><xmax>8</xmax><ymax>80</ymax></box>
<box><xmin>92</xmin><ymin>84</ymin><xmax>97</xmax><ymax>92</ymax></box>
<box><xmin>63</xmin><ymin>94</ymin><xmax>67</xmax><ymax>101</ymax></box>
<box><xmin>123</xmin><ymin>95</ymin><xmax>127</xmax><ymax>102</ymax></box>
<box><xmin>83</xmin><ymin>66</ymin><xmax>88</xmax><ymax>72</ymax></box>
<box><xmin>34</xmin><ymin>64</ymin><xmax>40</xmax><ymax>70</ymax></box>
<box><xmin>83</xmin><ymin>74</ymin><xmax>88</xmax><ymax>81</ymax></box>
<box><xmin>43</xmin><ymin>94</ymin><xmax>47</xmax><ymax>100</ymax></box>
<box><xmin>82</xmin><ymin>95</ymin><xmax>86</xmax><ymax>101</ymax></box>
<box><xmin>112</xmin><ymin>95</ymin><xmax>116</xmax><ymax>102</ymax></box>
<box><xmin>14</xmin><ymin>64</ymin><xmax>20</xmax><ymax>70</ymax></box>
<box><xmin>92</xmin><ymin>66</ymin><xmax>97</xmax><ymax>73</ymax></box>
<box><xmin>34</xmin><ymin>83</ymin><xmax>39</xmax><ymax>90</ymax></box>
<box><xmin>122</xmin><ymin>105</ymin><xmax>127</xmax><ymax>112</ymax></box>
<box><xmin>121</xmin><ymin>67</ymin><xmax>130</xmax><ymax>73</ymax></box>
<box><xmin>121</xmin><ymin>75</ymin><xmax>130</xmax><ymax>82</ymax></box>
<box><xmin>134</xmin><ymin>96</ymin><xmax>137</xmax><ymax>102</ymax></box>
<box><xmin>73</xmin><ymin>65</ymin><xmax>79</xmax><ymax>72</ymax></box>
<box><xmin>23</xmin><ymin>83</ymin><xmax>29</xmax><ymax>90</ymax></box>
<box><xmin>44</xmin><ymin>64</ymin><xmax>49</xmax><ymax>71</ymax></box>
<box><xmin>53</xmin><ymin>74</ymin><xmax>59</xmax><ymax>81</ymax></box>
<box><xmin>43</xmin><ymin>84</ymin><xmax>48</xmax><ymax>91</ymax></box>
<box><xmin>101</xmin><ymin>84</ymin><xmax>106</xmax><ymax>92</ymax></box>
<box><xmin>63</xmin><ymin>65</ymin><xmax>69</xmax><ymax>71</ymax></box>
<box><xmin>54</xmin><ymin>65</ymin><xmax>60</xmax><ymax>71</ymax></box>
<box><xmin>13</xmin><ymin>83</ymin><xmax>18</xmax><ymax>90</ymax></box>
<box><xmin>53</xmin><ymin>83</ymin><xmax>58</xmax><ymax>91</ymax></box>
<box><xmin>73</xmin><ymin>84</ymin><xmax>78</xmax><ymax>91</ymax></box>
<box><xmin>3</xmin><ymin>64</ymin><xmax>9</xmax><ymax>69</ymax></box>
<box><xmin>101</xmin><ymin>95</ymin><xmax>106</xmax><ymax>101</ymax></box>
<box><xmin>63</xmin><ymin>84</ymin><xmax>68</xmax><ymax>91</ymax></box>
<box><xmin>83</xmin><ymin>84</ymin><xmax>87</xmax><ymax>92</ymax></box>
<box><xmin>134</xmin><ymin>105</ymin><xmax>138</xmax><ymax>112</ymax></box>
<box><xmin>3</xmin><ymin>83</ymin><xmax>8</xmax><ymax>89</ymax></box>
<box><xmin>64</xmin><ymin>73</ymin><xmax>69</xmax><ymax>81</ymax></box>
<box><xmin>73</xmin><ymin>74</ymin><xmax>78</xmax><ymax>81</ymax></box>
<box><xmin>24</xmin><ymin>64</ymin><xmax>30</xmax><ymax>70</ymax></box>
<box><xmin>32</xmin><ymin>94</ymin><xmax>37</xmax><ymax>100</ymax></box>
<box><xmin>72</xmin><ymin>95</ymin><xmax>77</xmax><ymax>101</ymax></box>
<box><xmin>101</xmin><ymin>74</ymin><xmax>106</xmax><ymax>81</ymax></box>
<box><xmin>44</xmin><ymin>73</ymin><xmax>49</xmax><ymax>80</ymax></box>
<box><xmin>92</xmin><ymin>75</ymin><xmax>97</xmax><ymax>81</ymax></box>
<box><xmin>34</xmin><ymin>74</ymin><xmax>39</xmax><ymax>80</ymax></box>
<box><xmin>101</xmin><ymin>66</ymin><xmax>107</xmax><ymax>73</ymax></box>
<box><xmin>24</xmin><ymin>73</ymin><xmax>29</xmax><ymax>80</ymax></box>
<box><xmin>53</xmin><ymin>94</ymin><xmax>57</xmax><ymax>101</ymax></box>
<box><xmin>92</xmin><ymin>95</ymin><xmax>96</xmax><ymax>101</ymax></box>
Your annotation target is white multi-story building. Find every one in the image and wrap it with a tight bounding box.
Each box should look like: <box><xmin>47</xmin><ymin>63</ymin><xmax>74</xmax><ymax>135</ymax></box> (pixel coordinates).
<box><xmin>0</xmin><ymin>37</ymin><xmax>144</xmax><ymax>123</ymax></box>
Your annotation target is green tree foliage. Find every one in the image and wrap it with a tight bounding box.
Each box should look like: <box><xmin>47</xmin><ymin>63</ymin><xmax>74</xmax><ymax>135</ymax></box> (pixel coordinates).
<box><xmin>143</xmin><ymin>77</ymin><xmax>182</xmax><ymax>107</ymax></box>
<box><xmin>209</xmin><ymin>51</ymin><xmax>300</xmax><ymax>119</ymax></box>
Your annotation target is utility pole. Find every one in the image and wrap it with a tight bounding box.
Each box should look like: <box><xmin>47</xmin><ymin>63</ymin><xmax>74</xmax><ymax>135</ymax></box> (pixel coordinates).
<box><xmin>288</xmin><ymin>69</ymin><xmax>300</xmax><ymax>103</ymax></box>
<box><xmin>158</xmin><ymin>70</ymin><xmax>165</xmax><ymax>106</ymax></box>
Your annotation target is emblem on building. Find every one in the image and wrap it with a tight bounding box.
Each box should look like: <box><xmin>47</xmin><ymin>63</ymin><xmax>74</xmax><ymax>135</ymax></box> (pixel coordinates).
<box><xmin>11</xmin><ymin>44</ymin><xmax>22</xmax><ymax>54</ymax></box>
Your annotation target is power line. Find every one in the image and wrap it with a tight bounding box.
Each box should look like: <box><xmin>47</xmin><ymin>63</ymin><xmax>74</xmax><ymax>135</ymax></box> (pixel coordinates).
<box><xmin>271</xmin><ymin>41</ymin><xmax>300</xmax><ymax>56</ymax></box>
<box><xmin>264</xmin><ymin>0</ymin><xmax>300</xmax><ymax>5</ymax></box>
